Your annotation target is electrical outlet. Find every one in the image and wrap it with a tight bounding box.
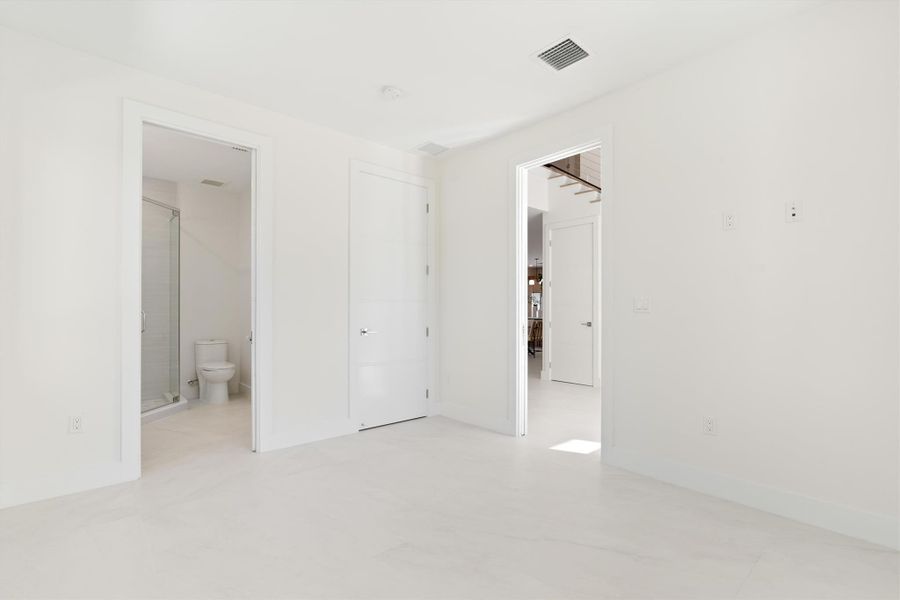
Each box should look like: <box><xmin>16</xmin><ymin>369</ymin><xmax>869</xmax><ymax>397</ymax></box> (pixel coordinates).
<box><xmin>722</xmin><ymin>212</ymin><xmax>736</xmax><ymax>231</ymax></box>
<box><xmin>785</xmin><ymin>201</ymin><xmax>802</xmax><ymax>223</ymax></box>
<box><xmin>702</xmin><ymin>416</ymin><xmax>717</xmax><ymax>436</ymax></box>
<box><xmin>68</xmin><ymin>415</ymin><xmax>83</xmax><ymax>434</ymax></box>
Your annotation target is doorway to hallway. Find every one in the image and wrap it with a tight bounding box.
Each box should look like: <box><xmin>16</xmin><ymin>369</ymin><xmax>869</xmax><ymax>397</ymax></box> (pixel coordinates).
<box><xmin>517</xmin><ymin>144</ymin><xmax>603</xmax><ymax>451</ymax></box>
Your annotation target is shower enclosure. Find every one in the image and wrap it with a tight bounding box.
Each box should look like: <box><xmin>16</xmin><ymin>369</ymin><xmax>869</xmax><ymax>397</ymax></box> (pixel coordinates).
<box><xmin>141</xmin><ymin>197</ymin><xmax>180</xmax><ymax>413</ymax></box>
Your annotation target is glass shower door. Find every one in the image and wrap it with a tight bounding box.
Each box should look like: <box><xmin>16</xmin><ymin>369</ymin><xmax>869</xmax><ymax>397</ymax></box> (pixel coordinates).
<box><xmin>141</xmin><ymin>198</ymin><xmax>180</xmax><ymax>413</ymax></box>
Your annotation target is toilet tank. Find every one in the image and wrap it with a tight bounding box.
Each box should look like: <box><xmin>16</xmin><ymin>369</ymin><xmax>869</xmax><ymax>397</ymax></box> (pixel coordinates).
<box><xmin>195</xmin><ymin>339</ymin><xmax>228</xmax><ymax>366</ymax></box>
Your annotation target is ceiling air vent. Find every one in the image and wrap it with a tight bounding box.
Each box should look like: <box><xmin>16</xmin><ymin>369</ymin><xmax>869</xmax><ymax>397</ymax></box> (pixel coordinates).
<box><xmin>537</xmin><ymin>38</ymin><xmax>589</xmax><ymax>71</ymax></box>
<box><xmin>201</xmin><ymin>179</ymin><xmax>225</xmax><ymax>187</ymax></box>
<box><xmin>417</xmin><ymin>142</ymin><xmax>449</xmax><ymax>156</ymax></box>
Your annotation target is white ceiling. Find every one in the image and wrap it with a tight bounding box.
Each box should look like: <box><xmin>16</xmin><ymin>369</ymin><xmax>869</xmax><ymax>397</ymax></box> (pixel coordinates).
<box><xmin>0</xmin><ymin>0</ymin><xmax>816</xmax><ymax>152</ymax></box>
<box><xmin>143</xmin><ymin>124</ymin><xmax>251</xmax><ymax>192</ymax></box>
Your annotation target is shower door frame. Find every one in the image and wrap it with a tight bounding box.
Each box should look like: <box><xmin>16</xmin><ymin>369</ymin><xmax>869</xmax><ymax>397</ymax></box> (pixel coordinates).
<box><xmin>139</xmin><ymin>195</ymin><xmax>181</xmax><ymax>415</ymax></box>
<box><xmin>121</xmin><ymin>100</ymin><xmax>274</xmax><ymax>480</ymax></box>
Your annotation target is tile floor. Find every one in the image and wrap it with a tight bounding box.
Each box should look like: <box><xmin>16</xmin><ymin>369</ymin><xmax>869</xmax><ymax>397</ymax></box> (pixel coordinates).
<box><xmin>0</xmin><ymin>375</ymin><xmax>897</xmax><ymax>599</ymax></box>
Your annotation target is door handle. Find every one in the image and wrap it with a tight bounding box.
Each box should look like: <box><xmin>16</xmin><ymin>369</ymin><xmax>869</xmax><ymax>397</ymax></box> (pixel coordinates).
<box><xmin>581</xmin><ymin>321</ymin><xmax>592</xmax><ymax>327</ymax></box>
<box><xmin>360</xmin><ymin>328</ymin><xmax>379</xmax><ymax>336</ymax></box>
<box><xmin>141</xmin><ymin>310</ymin><xmax>147</xmax><ymax>333</ymax></box>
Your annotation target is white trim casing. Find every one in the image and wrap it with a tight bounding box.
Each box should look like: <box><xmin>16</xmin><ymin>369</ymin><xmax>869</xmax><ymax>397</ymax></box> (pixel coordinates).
<box><xmin>122</xmin><ymin>100</ymin><xmax>275</xmax><ymax>478</ymax></box>
<box><xmin>509</xmin><ymin>130</ymin><xmax>614</xmax><ymax>440</ymax></box>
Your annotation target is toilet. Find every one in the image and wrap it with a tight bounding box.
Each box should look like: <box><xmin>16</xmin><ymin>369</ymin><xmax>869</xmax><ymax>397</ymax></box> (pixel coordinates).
<box><xmin>194</xmin><ymin>339</ymin><xmax>236</xmax><ymax>404</ymax></box>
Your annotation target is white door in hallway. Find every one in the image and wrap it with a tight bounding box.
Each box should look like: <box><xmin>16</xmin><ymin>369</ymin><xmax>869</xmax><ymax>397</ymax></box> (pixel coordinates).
<box><xmin>548</xmin><ymin>221</ymin><xmax>595</xmax><ymax>385</ymax></box>
<box><xmin>350</xmin><ymin>162</ymin><xmax>430</xmax><ymax>429</ymax></box>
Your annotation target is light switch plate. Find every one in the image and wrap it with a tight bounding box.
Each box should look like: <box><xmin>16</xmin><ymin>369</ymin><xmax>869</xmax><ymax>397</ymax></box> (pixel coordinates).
<box><xmin>633</xmin><ymin>296</ymin><xmax>651</xmax><ymax>313</ymax></box>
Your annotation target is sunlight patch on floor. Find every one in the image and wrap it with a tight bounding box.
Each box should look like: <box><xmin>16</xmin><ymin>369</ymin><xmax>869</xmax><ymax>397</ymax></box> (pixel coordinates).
<box><xmin>549</xmin><ymin>439</ymin><xmax>601</xmax><ymax>454</ymax></box>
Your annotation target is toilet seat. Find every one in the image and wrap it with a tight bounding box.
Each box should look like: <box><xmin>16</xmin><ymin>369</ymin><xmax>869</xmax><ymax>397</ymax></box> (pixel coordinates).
<box><xmin>198</xmin><ymin>361</ymin><xmax>234</xmax><ymax>372</ymax></box>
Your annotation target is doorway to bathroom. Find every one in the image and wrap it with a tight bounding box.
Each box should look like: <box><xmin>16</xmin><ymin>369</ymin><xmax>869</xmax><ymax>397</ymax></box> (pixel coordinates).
<box><xmin>138</xmin><ymin>123</ymin><xmax>253</xmax><ymax>467</ymax></box>
<box><xmin>122</xmin><ymin>101</ymin><xmax>274</xmax><ymax>479</ymax></box>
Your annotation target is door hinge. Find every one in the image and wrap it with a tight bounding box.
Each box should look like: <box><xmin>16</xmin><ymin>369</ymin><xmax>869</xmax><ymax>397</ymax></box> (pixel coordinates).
<box><xmin>426</xmin><ymin>203</ymin><xmax>430</xmax><ymax>214</ymax></box>
<box><xmin>426</xmin><ymin>326</ymin><xmax>430</xmax><ymax>337</ymax></box>
<box><xmin>426</xmin><ymin>264</ymin><xmax>430</xmax><ymax>275</ymax></box>
<box><xmin>425</xmin><ymin>388</ymin><xmax>429</xmax><ymax>399</ymax></box>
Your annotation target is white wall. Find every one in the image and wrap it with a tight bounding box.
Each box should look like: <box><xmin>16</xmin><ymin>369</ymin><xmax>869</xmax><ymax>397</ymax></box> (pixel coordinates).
<box><xmin>0</xmin><ymin>26</ymin><xmax>434</xmax><ymax>508</ymax></box>
<box><xmin>174</xmin><ymin>180</ymin><xmax>249</xmax><ymax>399</ymax></box>
<box><xmin>439</xmin><ymin>1</ymin><xmax>898</xmax><ymax>547</ymax></box>
<box><xmin>526</xmin><ymin>167</ymin><xmax>549</xmax><ymax>212</ymax></box>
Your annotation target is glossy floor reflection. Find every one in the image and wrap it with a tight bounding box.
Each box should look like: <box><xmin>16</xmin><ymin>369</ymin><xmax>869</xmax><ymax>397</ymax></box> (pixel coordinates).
<box><xmin>0</xmin><ymin>386</ymin><xmax>896</xmax><ymax>599</ymax></box>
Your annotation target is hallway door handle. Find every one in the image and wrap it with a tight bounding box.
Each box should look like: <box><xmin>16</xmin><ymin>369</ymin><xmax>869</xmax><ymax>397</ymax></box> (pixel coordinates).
<box><xmin>581</xmin><ymin>321</ymin><xmax>592</xmax><ymax>327</ymax></box>
<box><xmin>360</xmin><ymin>328</ymin><xmax>379</xmax><ymax>336</ymax></box>
<box><xmin>141</xmin><ymin>310</ymin><xmax>147</xmax><ymax>333</ymax></box>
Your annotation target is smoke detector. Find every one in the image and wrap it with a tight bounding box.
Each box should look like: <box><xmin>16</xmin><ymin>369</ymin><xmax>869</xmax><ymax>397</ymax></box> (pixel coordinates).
<box><xmin>381</xmin><ymin>85</ymin><xmax>404</xmax><ymax>100</ymax></box>
<box><xmin>417</xmin><ymin>142</ymin><xmax>449</xmax><ymax>156</ymax></box>
<box><xmin>537</xmin><ymin>38</ymin><xmax>589</xmax><ymax>71</ymax></box>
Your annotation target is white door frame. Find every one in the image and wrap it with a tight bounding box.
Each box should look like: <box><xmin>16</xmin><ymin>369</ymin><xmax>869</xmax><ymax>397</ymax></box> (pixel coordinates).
<box><xmin>348</xmin><ymin>160</ymin><xmax>439</xmax><ymax>426</ymax></box>
<box><xmin>121</xmin><ymin>100</ymin><xmax>275</xmax><ymax>479</ymax></box>
<box><xmin>543</xmin><ymin>215</ymin><xmax>601</xmax><ymax>386</ymax></box>
<box><xmin>510</xmin><ymin>129</ymin><xmax>614</xmax><ymax>443</ymax></box>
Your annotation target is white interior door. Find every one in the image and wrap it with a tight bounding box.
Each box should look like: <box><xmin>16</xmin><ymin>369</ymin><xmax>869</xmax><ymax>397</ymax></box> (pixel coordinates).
<box><xmin>549</xmin><ymin>221</ymin><xmax>595</xmax><ymax>385</ymax></box>
<box><xmin>350</xmin><ymin>163</ymin><xmax>429</xmax><ymax>429</ymax></box>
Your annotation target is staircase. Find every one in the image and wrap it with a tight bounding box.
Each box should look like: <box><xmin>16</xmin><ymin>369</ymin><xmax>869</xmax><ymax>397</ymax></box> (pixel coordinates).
<box><xmin>544</xmin><ymin>148</ymin><xmax>601</xmax><ymax>203</ymax></box>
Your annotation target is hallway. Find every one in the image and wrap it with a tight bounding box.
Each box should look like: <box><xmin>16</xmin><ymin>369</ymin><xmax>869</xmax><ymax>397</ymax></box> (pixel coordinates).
<box><xmin>525</xmin><ymin>356</ymin><xmax>602</xmax><ymax>451</ymax></box>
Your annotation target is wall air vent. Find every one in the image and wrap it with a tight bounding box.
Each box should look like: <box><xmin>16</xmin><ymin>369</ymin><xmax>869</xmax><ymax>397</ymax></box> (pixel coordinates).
<box><xmin>537</xmin><ymin>38</ymin><xmax>589</xmax><ymax>71</ymax></box>
<box><xmin>231</xmin><ymin>146</ymin><xmax>249</xmax><ymax>153</ymax></box>
<box><xmin>417</xmin><ymin>142</ymin><xmax>449</xmax><ymax>156</ymax></box>
<box><xmin>201</xmin><ymin>179</ymin><xmax>225</xmax><ymax>187</ymax></box>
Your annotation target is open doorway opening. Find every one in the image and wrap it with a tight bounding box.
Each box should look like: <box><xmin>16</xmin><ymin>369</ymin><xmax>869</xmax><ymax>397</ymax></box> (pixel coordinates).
<box><xmin>518</xmin><ymin>145</ymin><xmax>603</xmax><ymax>452</ymax></box>
<box><xmin>139</xmin><ymin>124</ymin><xmax>253</xmax><ymax>469</ymax></box>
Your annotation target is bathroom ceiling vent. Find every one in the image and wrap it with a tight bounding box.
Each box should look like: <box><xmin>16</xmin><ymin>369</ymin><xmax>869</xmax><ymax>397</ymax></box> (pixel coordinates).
<box><xmin>201</xmin><ymin>179</ymin><xmax>225</xmax><ymax>187</ymax></box>
<box><xmin>537</xmin><ymin>38</ymin><xmax>589</xmax><ymax>71</ymax></box>
<box><xmin>417</xmin><ymin>142</ymin><xmax>449</xmax><ymax>156</ymax></box>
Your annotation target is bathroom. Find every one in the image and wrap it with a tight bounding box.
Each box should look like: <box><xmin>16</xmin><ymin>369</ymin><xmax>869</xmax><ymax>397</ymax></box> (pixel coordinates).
<box><xmin>140</xmin><ymin>124</ymin><xmax>252</xmax><ymax>450</ymax></box>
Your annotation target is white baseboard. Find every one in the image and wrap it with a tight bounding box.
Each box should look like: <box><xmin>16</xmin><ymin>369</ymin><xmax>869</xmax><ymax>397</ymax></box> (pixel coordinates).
<box><xmin>0</xmin><ymin>461</ymin><xmax>131</xmax><ymax>510</ymax></box>
<box><xmin>603</xmin><ymin>447</ymin><xmax>899</xmax><ymax>550</ymax></box>
<box><xmin>258</xmin><ymin>420</ymin><xmax>357</xmax><ymax>453</ymax></box>
<box><xmin>440</xmin><ymin>401</ymin><xmax>514</xmax><ymax>435</ymax></box>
